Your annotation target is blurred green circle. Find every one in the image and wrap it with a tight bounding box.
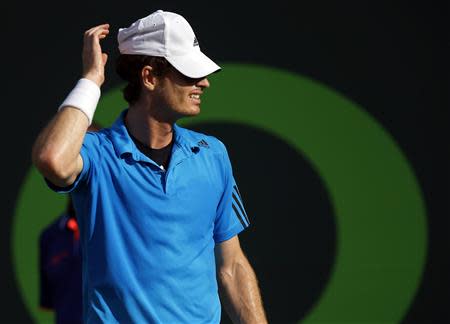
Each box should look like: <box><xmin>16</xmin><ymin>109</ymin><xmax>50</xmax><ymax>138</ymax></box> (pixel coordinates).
<box><xmin>13</xmin><ymin>63</ymin><xmax>426</xmax><ymax>323</ymax></box>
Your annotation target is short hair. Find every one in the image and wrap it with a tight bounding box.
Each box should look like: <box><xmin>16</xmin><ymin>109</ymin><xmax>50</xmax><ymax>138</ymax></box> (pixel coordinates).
<box><xmin>115</xmin><ymin>54</ymin><xmax>170</xmax><ymax>105</ymax></box>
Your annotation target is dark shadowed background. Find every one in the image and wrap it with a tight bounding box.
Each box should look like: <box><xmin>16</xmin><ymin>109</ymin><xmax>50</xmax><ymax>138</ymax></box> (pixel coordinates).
<box><xmin>1</xmin><ymin>1</ymin><xmax>448</xmax><ymax>323</ymax></box>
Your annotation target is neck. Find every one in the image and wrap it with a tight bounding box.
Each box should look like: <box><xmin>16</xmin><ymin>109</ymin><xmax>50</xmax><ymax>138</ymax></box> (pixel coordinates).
<box><xmin>125</xmin><ymin>100</ymin><xmax>175</xmax><ymax>149</ymax></box>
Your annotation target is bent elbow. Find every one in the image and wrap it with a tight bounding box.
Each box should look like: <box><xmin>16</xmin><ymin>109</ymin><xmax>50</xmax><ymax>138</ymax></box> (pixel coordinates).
<box><xmin>32</xmin><ymin>147</ymin><xmax>72</xmax><ymax>181</ymax></box>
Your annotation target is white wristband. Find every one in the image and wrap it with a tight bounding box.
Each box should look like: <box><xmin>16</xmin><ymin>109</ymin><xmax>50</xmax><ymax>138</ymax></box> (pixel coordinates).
<box><xmin>58</xmin><ymin>78</ymin><xmax>101</xmax><ymax>125</ymax></box>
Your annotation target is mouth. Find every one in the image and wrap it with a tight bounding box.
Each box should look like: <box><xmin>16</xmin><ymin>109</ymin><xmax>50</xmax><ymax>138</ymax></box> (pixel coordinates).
<box><xmin>189</xmin><ymin>93</ymin><xmax>201</xmax><ymax>104</ymax></box>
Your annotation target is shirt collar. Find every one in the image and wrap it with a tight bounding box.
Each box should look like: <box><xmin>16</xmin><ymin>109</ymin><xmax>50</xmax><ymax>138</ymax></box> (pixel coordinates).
<box><xmin>109</xmin><ymin>109</ymin><xmax>195</xmax><ymax>162</ymax></box>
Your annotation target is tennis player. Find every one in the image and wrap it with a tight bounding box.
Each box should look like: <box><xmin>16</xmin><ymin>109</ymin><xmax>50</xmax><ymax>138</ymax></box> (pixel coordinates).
<box><xmin>32</xmin><ymin>9</ymin><xmax>267</xmax><ymax>324</ymax></box>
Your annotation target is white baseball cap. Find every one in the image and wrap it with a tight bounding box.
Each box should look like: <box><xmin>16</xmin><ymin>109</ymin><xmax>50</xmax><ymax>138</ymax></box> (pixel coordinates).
<box><xmin>118</xmin><ymin>10</ymin><xmax>221</xmax><ymax>79</ymax></box>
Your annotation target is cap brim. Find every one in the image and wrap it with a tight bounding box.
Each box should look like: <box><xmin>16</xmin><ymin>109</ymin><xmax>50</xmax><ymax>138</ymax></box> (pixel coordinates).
<box><xmin>166</xmin><ymin>50</ymin><xmax>221</xmax><ymax>79</ymax></box>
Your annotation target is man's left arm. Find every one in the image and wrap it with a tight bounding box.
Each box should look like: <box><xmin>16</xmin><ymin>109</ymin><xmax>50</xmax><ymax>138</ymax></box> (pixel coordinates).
<box><xmin>215</xmin><ymin>236</ymin><xmax>267</xmax><ymax>324</ymax></box>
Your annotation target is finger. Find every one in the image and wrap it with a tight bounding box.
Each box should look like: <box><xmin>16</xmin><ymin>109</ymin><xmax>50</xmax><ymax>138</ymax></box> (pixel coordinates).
<box><xmin>85</xmin><ymin>23</ymin><xmax>110</xmax><ymax>33</ymax></box>
<box><xmin>86</xmin><ymin>28</ymin><xmax>109</xmax><ymax>39</ymax></box>
<box><xmin>89</xmin><ymin>25</ymin><xmax>110</xmax><ymax>35</ymax></box>
<box><xmin>85</xmin><ymin>24</ymin><xmax>110</xmax><ymax>37</ymax></box>
<box><xmin>85</xmin><ymin>28</ymin><xmax>109</xmax><ymax>48</ymax></box>
<box><xmin>87</xmin><ymin>28</ymin><xmax>110</xmax><ymax>41</ymax></box>
<box><xmin>99</xmin><ymin>29</ymin><xmax>110</xmax><ymax>35</ymax></box>
<box><xmin>96</xmin><ymin>29</ymin><xmax>110</xmax><ymax>38</ymax></box>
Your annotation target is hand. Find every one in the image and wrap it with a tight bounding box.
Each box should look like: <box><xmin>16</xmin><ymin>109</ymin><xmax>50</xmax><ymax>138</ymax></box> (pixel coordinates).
<box><xmin>82</xmin><ymin>24</ymin><xmax>110</xmax><ymax>87</ymax></box>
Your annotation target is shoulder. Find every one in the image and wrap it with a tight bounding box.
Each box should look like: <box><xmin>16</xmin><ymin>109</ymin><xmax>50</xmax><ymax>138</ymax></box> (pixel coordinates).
<box><xmin>84</xmin><ymin>128</ymin><xmax>111</xmax><ymax>145</ymax></box>
<box><xmin>178</xmin><ymin>126</ymin><xmax>234</xmax><ymax>177</ymax></box>
<box><xmin>177</xmin><ymin>125</ymin><xmax>228</xmax><ymax>155</ymax></box>
<box><xmin>82</xmin><ymin>128</ymin><xmax>116</xmax><ymax>156</ymax></box>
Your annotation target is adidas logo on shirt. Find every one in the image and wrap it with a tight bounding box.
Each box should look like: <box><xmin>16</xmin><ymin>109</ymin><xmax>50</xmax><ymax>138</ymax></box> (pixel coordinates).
<box><xmin>198</xmin><ymin>140</ymin><xmax>209</xmax><ymax>148</ymax></box>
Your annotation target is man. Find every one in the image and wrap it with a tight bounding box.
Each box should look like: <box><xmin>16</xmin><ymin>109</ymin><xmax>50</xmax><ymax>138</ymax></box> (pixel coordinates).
<box><xmin>32</xmin><ymin>9</ymin><xmax>267</xmax><ymax>324</ymax></box>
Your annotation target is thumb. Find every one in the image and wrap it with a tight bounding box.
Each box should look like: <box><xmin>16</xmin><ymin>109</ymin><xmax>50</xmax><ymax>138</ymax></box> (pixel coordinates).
<box><xmin>102</xmin><ymin>53</ymin><xmax>108</xmax><ymax>66</ymax></box>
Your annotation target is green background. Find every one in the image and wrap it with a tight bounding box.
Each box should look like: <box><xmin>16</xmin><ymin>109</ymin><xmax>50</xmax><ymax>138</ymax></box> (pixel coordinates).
<box><xmin>13</xmin><ymin>64</ymin><xmax>426</xmax><ymax>323</ymax></box>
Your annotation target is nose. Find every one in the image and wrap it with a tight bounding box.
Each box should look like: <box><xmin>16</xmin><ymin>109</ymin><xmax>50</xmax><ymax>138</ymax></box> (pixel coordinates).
<box><xmin>196</xmin><ymin>77</ymin><xmax>210</xmax><ymax>89</ymax></box>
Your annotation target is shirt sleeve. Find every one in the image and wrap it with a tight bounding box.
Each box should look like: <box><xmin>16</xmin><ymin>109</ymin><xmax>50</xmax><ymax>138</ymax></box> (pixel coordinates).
<box><xmin>213</xmin><ymin>141</ymin><xmax>250</xmax><ymax>243</ymax></box>
<box><xmin>45</xmin><ymin>132</ymin><xmax>100</xmax><ymax>193</ymax></box>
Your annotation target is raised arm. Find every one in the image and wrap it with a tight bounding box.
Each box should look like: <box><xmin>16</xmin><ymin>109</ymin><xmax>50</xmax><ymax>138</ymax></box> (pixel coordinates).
<box><xmin>215</xmin><ymin>236</ymin><xmax>268</xmax><ymax>324</ymax></box>
<box><xmin>32</xmin><ymin>24</ymin><xmax>109</xmax><ymax>187</ymax></box>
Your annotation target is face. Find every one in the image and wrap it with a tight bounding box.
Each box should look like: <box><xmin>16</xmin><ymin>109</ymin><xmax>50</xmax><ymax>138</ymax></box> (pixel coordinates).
<box><xmin>153</xmin><ymin>66</ymin><xmax>210</xmax><ymax>120</ymax></box>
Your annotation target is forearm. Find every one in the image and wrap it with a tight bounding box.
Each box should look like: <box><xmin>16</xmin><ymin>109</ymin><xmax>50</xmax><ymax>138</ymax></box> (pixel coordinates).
<box><xmin>32</xmin><ymin>24</ymin><xmax>109</xmax><ymax>186</ymax></box>
<box><xmin>218</xmin><ymin>257</ymin><xmax>267</xmax><ymax>324</ymax></box>
<box><xmin>32</xmin><ymin>107</ymin><xmax>88</xmax><ymax>185</ymax></box>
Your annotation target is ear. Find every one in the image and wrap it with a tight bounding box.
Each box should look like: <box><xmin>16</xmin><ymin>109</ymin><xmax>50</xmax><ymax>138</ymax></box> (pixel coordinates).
<box><xmin>141</xmin><ymin>65</ymin><xmax>158</xmax><ymax>91</ymax></box>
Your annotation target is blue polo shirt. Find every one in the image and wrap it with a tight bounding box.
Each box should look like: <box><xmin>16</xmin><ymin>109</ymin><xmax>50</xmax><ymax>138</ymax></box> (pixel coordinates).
<box><xmin>47</xmin><ymin>110</ymin><xmax>250</xmax><ymax>323</ymax></box>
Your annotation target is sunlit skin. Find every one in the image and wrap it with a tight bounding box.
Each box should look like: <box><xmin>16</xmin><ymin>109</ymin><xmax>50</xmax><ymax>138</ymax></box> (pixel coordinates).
<box><xmin>155</xmin><ymin>66</ymin><xmax>210</xmax><ymax>120</ymax></box>
<box><xmin>125</xmin><ymin>65</ymin><xmax>210</xmax><ymax>149</ymax></box>
<box><xmin>139</xmin><ymin>65</ymin><xmax>210</xmax><ymax>122</ymax></box>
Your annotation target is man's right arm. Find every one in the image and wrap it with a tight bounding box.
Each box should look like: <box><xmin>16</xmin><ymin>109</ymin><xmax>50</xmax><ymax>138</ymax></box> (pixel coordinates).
<box><xmin>32</xmin><ymin>108</ymin><xmax>88</xmax><ymax>187</ymax></box>
<box><xmin>32</xmin><ymin>24</ymin><xmax>110</xmax><ymax>187</ymax></box>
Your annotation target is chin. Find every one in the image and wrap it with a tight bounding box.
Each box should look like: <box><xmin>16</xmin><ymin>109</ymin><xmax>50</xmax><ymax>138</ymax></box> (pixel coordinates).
<box><xmin>183</xmin><ymin>106</ymin><xmax>201</xmax><ymax>117</ymax></box>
